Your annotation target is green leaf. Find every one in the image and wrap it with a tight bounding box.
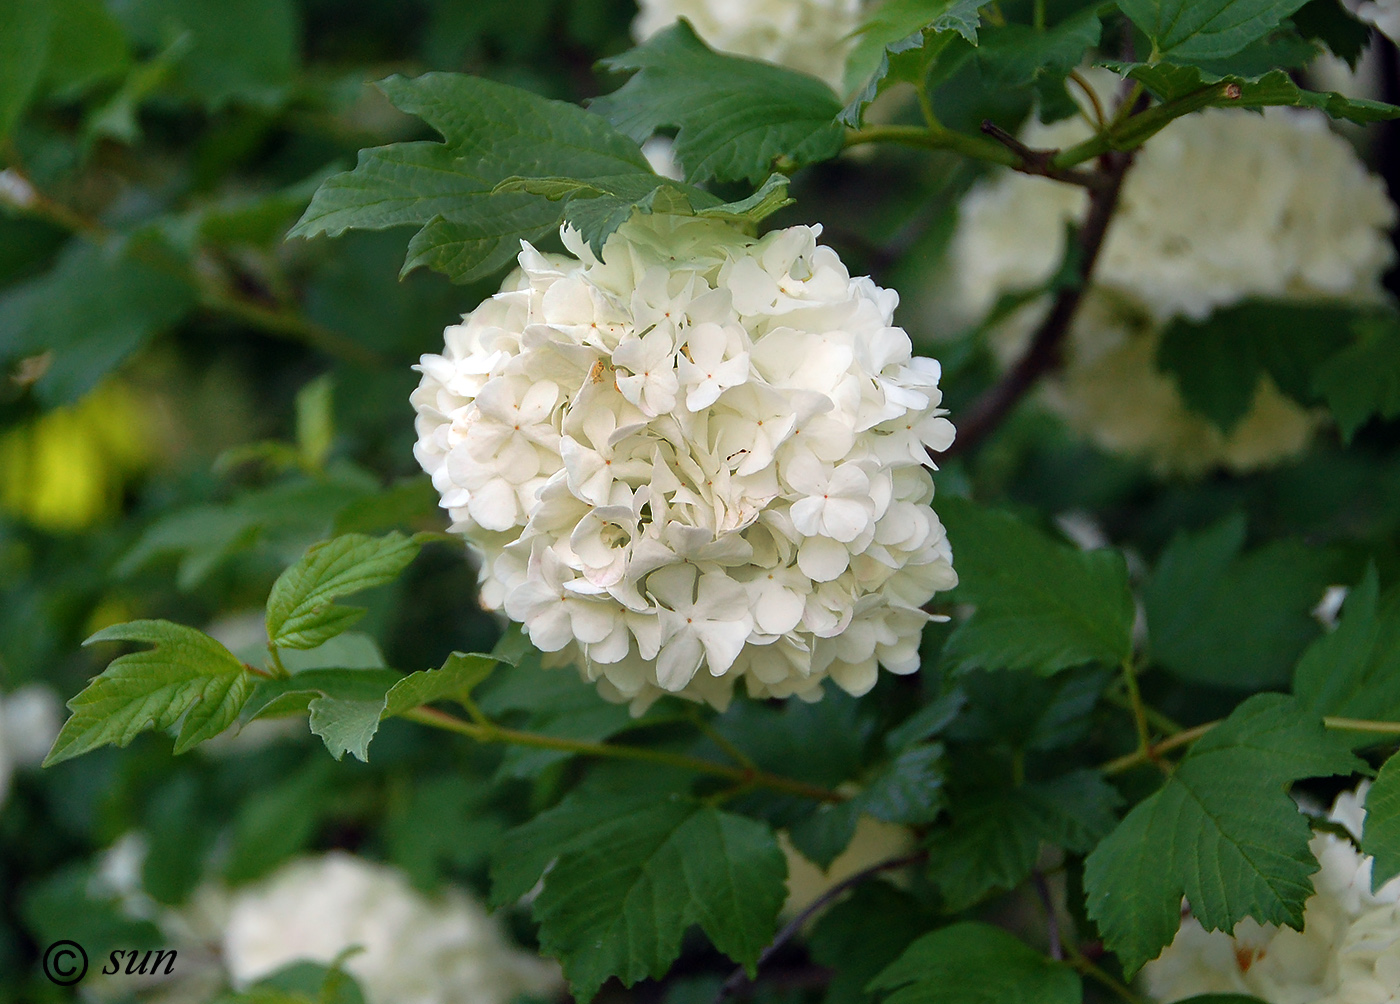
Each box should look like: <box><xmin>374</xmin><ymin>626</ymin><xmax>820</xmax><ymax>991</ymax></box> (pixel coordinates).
<box><xmin>110</xmin><ymin>0</ymin><xmax>299</xmax><ymax>109</ymax></box>
<box><xmin>387</xmin><ymin>775</ymin><xmax>506</xmax><ymax>891</ymax></box>
<box><xmin>0</xmin><ymin>0</ymin><xmax>52</xmax><ymax>141</ymax></box>
<box><xmin>384</xmin><ymin>651</ymin><xmax>500</xmax><ymax>718</ymax></box>
<box><xmin>1362</xmin><ymin>754</ymin><xmax>1400</xmax><ymax>890</ymax></box>
<box><xmin>265</xmin><ymin>531</ymin><xmax>421</xmax><ymax>650</ymax></box>
<box><xmin>1294</xmin><ymin>566</ymin><xmax>1400</xmax><ymax>737</ymax></box>
<box><xmin>1314</xmin><ymin>315</ymin><xmax>1400</xmax><ymax>442</ymax></box>
<box><xmin>0</xmin><ymin>237</ymin><xmax>197</xmax><ymax>406</ymax></box>
<box><xmin>1155</xmin><ymin>300</ymin><xmax>1364</xmax><ymax>432</ymax></box>
<box><xmin>855</xmin><ymin>745</ymin><xmax>947</xmax><ymax>825</ymax></box>
<box><xmin>1292</xmin><ymin>0</ymin><xmax>1371</xmax><ymax>66</ymax></box>
<box><xmin>243</xmin><ymin>667</ymin><xmax>402</xmax><ymax>760</ymax></box>
<box><xmin>532</xmin><ymin>797</ymin><xmax>787</xmax><ymax>1001</ymax></box>
<box><xmin>44</xmin><ymin>621</ymin><xmax>255</xmax><ymax>766</ymax></box>
<box><xmin>977</xmin><ymin>9</ymin><xmax>1102</xmax><ymax>89</ymax></box>
<box><xmin>1106</xmin><ymin>62</ymin><xmax>1400</xmax><ymax>124</ymax></box>
<box><xmin>290</xmin><ymin>72</ymin><xmax>652</xmax><ymax>283</ymax></box>
<box><xmin>936</xmin><ymin>498</ymin><xmax>1135</xmax><ymax>675</ymax></box>
<box><xmin>926</xmin><ymin>770</ymin><xmax>1120</xmax><ymax>910</ymax></box>
<box><xmin>494</xmin><ymin>171</ymin><xmax>794</xmax><ymax>255</ymax></box>
<box><xmin>808</xmin><ymin>884</ymin><xmax>937</xmax><ymax>1004</ymax></box>
<box><xmin>592</xmin><ymin>22</ymin><xmax>846</xmax><ymax>184</ymax></box>
<box><xmin>840</xmin><ymin>0</ymin><xmax>981</xmax><ymax>126</ymax></box>
<box><xmin>1084</xmin><ymin>693</ymin><xmax>1363</xmax><ymax>975</ymax></box>
<box><xmin>42</xmin><ymin>0</ymin><xmax>130</xmax><ymax>97</ymax></box>
<box><xmin>1115</xmin><ymin>0</ymin><xmax>1315</xmax><ymax>60</ymax></box>
<box><xmin>1145</xmin><ymin>514</ymin><xmax>1337</xmax><ymax>689</ymax></box>
<box><xmin>868</xmin><ymin>921</ymin><xmax>1081</xmax><ymax>1004</ymax></box>
<box><xmin>223</xmin><ymin>760</ymin><xmax>336</xmax><ymax>883</ymax></box>
<box><xmin>885</xmin><ymin>690</ymin><xmax>967</xmax><ymax>752</ymax></box>
<box><xmin>948</xmin><ymin>669</ymin><xmax>1110</xmax><ymax>752</ymax></box>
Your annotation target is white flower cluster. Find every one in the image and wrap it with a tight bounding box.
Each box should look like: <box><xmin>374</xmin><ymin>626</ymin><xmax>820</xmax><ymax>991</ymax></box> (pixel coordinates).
<box><xmin>1343</xmin><ymin>0</ymin><xmax>1400</xmax><ymax>49</ymax></box>
<box><xmin>1144</xmin><ymin>783</ymin><xmax>1400</xmax><ymax>1003</ymax></box>
<box><xmin>0</xmin><ymin>686</ymin><xmax>61</xmax><ymax>807</ymax></box>
<box><xmin>222</xmin><ymin>854</ymin><xmax>561</xmax><ymax>1004</ymax></box>
<box><xmin>632</xmin><ymin>0</ymin><xmax>863</xmax><ymax>92</ymax></box>
<box><xmin>413</xmin><ymin>214</ymin><xmax>957</xmax><ymax>712</ymax></box>
<box><xmin>941</xmin><ymin>96</ymin><xmax>1396</xmax><ymax>475</ymax></box>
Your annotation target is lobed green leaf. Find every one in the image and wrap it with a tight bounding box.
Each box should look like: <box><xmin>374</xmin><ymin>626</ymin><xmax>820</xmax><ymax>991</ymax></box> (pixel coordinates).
<box><xmin>868</xmin><ymin>921</ymin><xmax>1081</xmax><ymax>1003</ymax></box>
<box><xmin>1084</xmin><ymin>693</ymin><xmax>1364</xmax><ymax>975</ymax></box>
<box><xmin>265</xmin><ymin>531</ymin><xmax>421</xmax><ymax>650</ymax></box>
<box><xmin>45</xmin><ymin>620</ymin><xmax>256</xmax><ymax>766</ymax></box>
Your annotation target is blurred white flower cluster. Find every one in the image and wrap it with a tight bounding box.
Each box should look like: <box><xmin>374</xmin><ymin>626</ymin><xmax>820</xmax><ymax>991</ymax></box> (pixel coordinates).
<box><xmin>1144</xmin><ymin>783</ymin><xmax>1400</xmax><ymax>1002</ymax></box>
<box><xmin>941</xmin><ymin>93</ymin><xmax>1396</xmax><ymax>475</ymax></box>
<box><xmin>90</xmin><ymin>845</ymin><xmax>559</xmax><ymax>1004</ymax></box>
<box><xmin>412</xmin><ymin>215</ymin><xmax>957</xmax><ymax>711</ymax></box>
<box><xmin>223</xmin><ymin>854</ymin><xmax>560</xmax><ymax>1004</ymax></box>
<box><xmin>1343</xmin><ymin>0</ymin><xmax>1400</xmax><ymax>48</ymax></box>
<box><xmin>0</xmin><ymin>685</ymin><xmax>61</xmax><ymax>806</ymax></box>
<box><xmin>631</xmin><ymin>0</ymin><xmax>862</xmax><ymax>92</ymax></box>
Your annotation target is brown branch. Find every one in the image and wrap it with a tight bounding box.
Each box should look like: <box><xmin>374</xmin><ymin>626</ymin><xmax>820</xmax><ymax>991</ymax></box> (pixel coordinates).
<box><xmin>979</xmin><ymin>120</ymin><xmax>1112</xmax><ymax>190</ymax></box>
<box><xmin>715</xmin><ymin>850</ymin><xmax>928</xmax><ymax>1001</ymax></box>
<box><xmin>936</xmin><ymin>142</ymin><xmax>1137</xmax><ymax>461</ymax></box>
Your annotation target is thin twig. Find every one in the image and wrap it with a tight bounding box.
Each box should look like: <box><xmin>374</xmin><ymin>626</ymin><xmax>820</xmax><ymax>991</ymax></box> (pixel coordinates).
<box><xmin>1032</xmin><ymin>870</ymin><xmax>1064</xmax><ymax>961</ymax></box>
<box><xmin>715</xmin><ymin>850</ymin><xmax>929</xmax><ymax>1001</ymax></box>
<box><xmin>1099</xmin><ymin>721</ymin><xmax>1218</xmax><ymax>775</ymax></box>
<box><xmin>978</xmin><ymin>120</ymin><xmax>1111</xmax><ymax>189</ymax></box>
<box><xmin>937</xmin><ymin>140</ymin><xmax>1137</xmax><ymax>460</ymax></box>
<box><xmin>401</xmin><ymin>706</ymin><xmax>845</xmax><ymax>804</ymax></box>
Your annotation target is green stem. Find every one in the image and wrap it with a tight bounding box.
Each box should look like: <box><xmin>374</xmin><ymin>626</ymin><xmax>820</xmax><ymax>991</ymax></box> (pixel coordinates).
<box><xmin>1100</xmin><ymin>721</ymin><xmax>1219</xmax><ymax>776</ymax></box>
<box><xmin>400</xmin><ymin>706</ymin><xmax>844</xmax><ymax>803</ymax></box>
<box><xmin>1324</xmin><ymin>716</ymin><xmax>1400</xmax><ymax>734</ymax></box>
<box><xmin>266</xmin><ymin>646</ymin><xmax>291</xmax><ymax>680</ymax></box>
<box><xmin>1120</xmin><ymin>657</ymin><xmax>1158</xmax><ymax>770</ymax></box>
<box><xmin>199</xmin><ymin>292</ymin><xmax>385</xmax><ymax>369</ymax></box>
<box><xmin>1033</xmin><ymin>0</ymin><xmax>1046</xmax><ymax>30</ymax></box>
<box><xmin>1067</xmin><ymin>949</ymin><xmax>1145</xmax><ymax>1004</ymax></box>
<box><xmin>845</xmin><ymin>124</ymin><xmax>1020</xmax><ymax>168</ymax></box>
<box><xmin>1052</xmin><ymin>82</ymin><xmax>1235</xmax><ymax>170</ymax></box>
<box><xmin>689</xmin><ymin>712</ymin><xmax>759</xmax><ymax>771</ymax></box>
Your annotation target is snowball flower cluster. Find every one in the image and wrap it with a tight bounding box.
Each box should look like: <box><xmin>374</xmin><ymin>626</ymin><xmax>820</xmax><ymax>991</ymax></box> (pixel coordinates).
<box><xmin>223</xmin><ymin>854</ymin><xmax>561</xmax><ymax>1004</ymax></box>
<box><xmin>1143</xmin><ymin>783</ymin><xmax>1400</xmax><ymax>1002</ymax></box>
<box><xmin>413</xmin><ymin>214</ymin><xmax>957</xmax><ymax>711</ymax></box>
<box><xmin>632</xmin><ymin>0</ymin><xmax>863</xmax><ymax>92</ymax></box>
<box><xmin>941</xmin><ymin>95</ymin><xmax>1396</xmax><ymax>475</ymax></box>
<box><xmin>0</xmin><ymin>685</ymin><xmax>61</xmax><ymax>807</ymax></box>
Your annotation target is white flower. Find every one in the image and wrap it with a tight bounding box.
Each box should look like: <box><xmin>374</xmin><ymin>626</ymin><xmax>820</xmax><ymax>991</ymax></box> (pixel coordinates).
<box><xmin>0</xmin><ymin>685</ymin><xmax>61</xmax><ymax>807</ymax></box>
<box><xmin>940</xmin><ymin>88</ymin><xmax>1396</xmax><ymax>475</ymax></box>
<box><xmin>412</xmin><ymin>214</ymin><xmax>957</xmax><ymax>712</ymax></box>
<box><xmin>1143</xmin><ymin>783</ymin><xmax>1400</xmax><ymax>1003</ymax></box>
<box><xmin>223</xmin><ymin>853</ymin><xmax>561</xmax><ymax>1004</ymax></box>
<box><xmin>632</xmin><ymin>0</ymin><xmax>864</xmax><ymax>93</ymax></box>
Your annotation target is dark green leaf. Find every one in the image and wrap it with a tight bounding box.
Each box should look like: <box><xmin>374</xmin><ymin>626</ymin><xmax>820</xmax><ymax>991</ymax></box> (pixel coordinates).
<box><xmin>223</xmin><ymin>760</ymin><xmax>335</xmax><ymax>883</ymax></box>
<box><xmin>1084</xmin><ymin>693</ymin><xmax>1363</xmax><ymax>975</ymax></box>
<box><xmin>885</xmin><ymin>690</ymin><xmax>967</xmax><ymax>751</ymax></box>
<box><xmin>937</xmin><ymin>498</ymin><xmax>1135</xmax><ymax>674</ymax></box>
<box><xmin>1145</xmin><ymin>514</ymin><xmax>1337</xmax><ymax>689</ymax></box>
<box><xmin>592</xmin><ymin>22</ymin><xmax>846</xmax><ymax>184</ymax></box>
<box><xmin>840</xmin><ymin>3</ymin><xmax>979</xmax><ymax>127</ymax></box>
<box><xmin>855</xmin><ymin>745</ymin><xmax>947</xmax><ymax>825</ymax></box>
<box><xmin>869</xmin><ymin>921</ymin><xmax>1081</xmax><ymax>1003</ymax></box>
<box><xmin>265</xmin><ymin>531</ymin><xmax>421</xmax><ymax>650</ymax></box>
<box><xmin>1295</xmin><ymin>566</ymin><xmax>1400</xmax><ymax>739</ymax></box>
<box><xmin>243</xmin><ymin>667</ymin><xmax>402</xmax><ymax>760</ymax></box>
<box><xmin>1107</xmin><ymin>62</ymin><xmax>1400</xmax><ymax>124</ymax></box>
<box><xmin>384</xmin><ymin>651</ymin><xmax>500</xmax><ymax>717</ymax></box>
<box><xmin>977</xmin><ymin>10</ymin><xmax>1102</xmax><ymax>89</ymax></box>
<box><xmin>0</xmin><ymin>0</ymin><xmax>52</xmax><ymax>140</ymax></box>
<box><xmin>0</xmin><ymin>237</ymin><xmax>197</xmax><ymax>406</ymax></box>
<box><xmin>290</xmin><ymin>72</ymin><xmax>652</xmax><ymax>283</ymax></box>
<box><xmin>808</xmin><ymin>884</ymin><xmax>936</xmax><ymax>1004</ymax></box>
<box><xmin>1116</xmin><ymin>0</ymin><xmax>1314</xmax><ymax>60</ymax></box>
<box><xmin>1362</xmin><ymin>753</ymin><xmax>1400</xmax><ymax>890</ymax></box>
<box><xmin>1292</xmin><ymin>0</ymin><xmax>1371</xmax><ymax>66</ymax></box>
<box><xmin>387</xmin><ymin>775</ymin><xmax>505</xmax><ymax>890</ymax></box>
<box><xmin>42</xmin><ymin>0</ymin><xmax>130</xmax><ymax>97</ymax></box>
<box><xmin>532</xmin><ymin>797</ymin><xmax>786</xmax><ymax>1001</ymax></box>
<box><xmin>110</xmin><ymin>0</ymin><xmax>299</xmax><ymax>108</ymax></box>
<box><xmin>947</xmin><ymin>668</ymin><xmax>1110</xmax><ymax>752</ymax></box>
<box><xmin>1314</xmin><ymin>315</ymin><xmax>1400</xmax><ymax>442</ymax></box>
<box><xmin>926</xmin><ymin>770</ymin><xmax>1120</xmax><ymax>910</ymax></box>
<box><xmin>45</xmin><ymin>621</ymin><xmax>255</xmax><ymax>766</ymax></box>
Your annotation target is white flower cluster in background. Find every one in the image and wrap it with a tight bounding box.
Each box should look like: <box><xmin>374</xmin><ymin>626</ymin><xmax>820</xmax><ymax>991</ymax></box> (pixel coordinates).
<box><xmin>0</xmin><ymin>685</ymin><xmax>61</xmax><ymax>807</ymax></box>
<box><xmin>940</xmin><ymin>91</ymin><xmax>1396</xmax><ymax>475</ymax></box>
<box><xmin>632</xmin><ymin>0</ymin><xmax>863</xmax><ymax>92</ymax></box>
<box><xmin>1143</xmin><ymin>783</ymin><xmax>1400</xmax><ymax>1002</ymax></box>
<box><xmin>412</xmin><ymin>214</ymin><xmax>957</xmax><ymax>712</ymax></box>
<box><xmin>223</xmin><ymin>854</ymin><xmax>561</xmax><ymax>1004</ymax></box>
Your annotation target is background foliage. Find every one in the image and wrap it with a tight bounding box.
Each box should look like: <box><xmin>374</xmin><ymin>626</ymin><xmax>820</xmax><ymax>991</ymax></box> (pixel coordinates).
<box><xmin>4</xmin><ymin>0</ymin><xmax>1400</xmax><ymax>1002</ymax></box>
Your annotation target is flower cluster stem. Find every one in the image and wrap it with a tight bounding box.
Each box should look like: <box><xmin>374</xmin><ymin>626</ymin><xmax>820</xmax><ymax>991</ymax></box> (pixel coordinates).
<box><xmin>399</xmin><ymin>706</ymin><xmax>844</xmax><ymax>803</ymax></box>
